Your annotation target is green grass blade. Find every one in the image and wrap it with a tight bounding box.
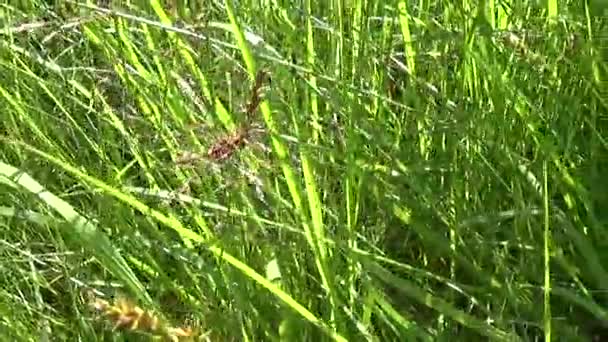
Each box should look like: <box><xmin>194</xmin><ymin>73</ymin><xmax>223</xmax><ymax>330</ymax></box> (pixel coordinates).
<box><xmin>9</xmin><ymin>140</ymin><xmax>347</xmax><ymax>342</ymax></box>
<box><xmin>543</xmin><ymin>161</ymin><xmax>552</xmax><ymax>342</ymax></box>
<box><xmin>0</xmin><ymin>160</ymin><xmax>152</xmax><ymax>306</ymax></box>
<box><xmin>362</xmin><ymin>259</ymin><xmax>521</xmax><ymax>341</ymax></box>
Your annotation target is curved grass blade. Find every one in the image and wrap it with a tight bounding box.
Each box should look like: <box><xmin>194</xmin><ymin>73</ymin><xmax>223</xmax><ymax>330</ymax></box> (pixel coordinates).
<box><xmin>0</xmin><ymin>160</ymin><xmax>152</xmax><ymax>306</ymax></box>
<box><xmin>10</xmin><ymin>141</ymin><xmax>348</xmax><ymax>342</ymax></box>
<box><xmin>223</xmin><ymin>0</ymin><xmax>339</xmax><ymax>332</ymax></box>
<box><xmin>362</xmin><ymin>259</ymin><xmax>522</xmax><ymax>341</ymax></box>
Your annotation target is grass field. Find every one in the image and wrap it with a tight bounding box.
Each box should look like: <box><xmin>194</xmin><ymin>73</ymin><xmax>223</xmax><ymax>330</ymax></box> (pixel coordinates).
<box><xmin>1</xmin><ymin>1</ymin><xmax>607</xmax><ymax>341</ymax></box>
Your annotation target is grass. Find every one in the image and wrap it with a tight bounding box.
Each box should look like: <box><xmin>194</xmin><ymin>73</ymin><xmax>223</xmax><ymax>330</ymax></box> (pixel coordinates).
<box><xmin>0</xmin><ymin>0</ymin><xmax>607</xmax><ymax>341</ymax></box>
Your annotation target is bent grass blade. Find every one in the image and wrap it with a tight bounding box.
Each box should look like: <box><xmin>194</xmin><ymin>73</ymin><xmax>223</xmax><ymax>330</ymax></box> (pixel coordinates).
<box><xmin>0</xmin><ymin>160</ymin><xmax>153</xmax><ymax>306</ymax></box>
<box><xmin>10</xmin><ymin>140</ymin><xmax>348</xmax><ymax>342</ymax></box>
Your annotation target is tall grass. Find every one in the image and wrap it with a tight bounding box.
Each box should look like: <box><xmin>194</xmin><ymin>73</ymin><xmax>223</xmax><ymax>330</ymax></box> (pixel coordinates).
<box><xmin>1</xmin><ymin>1</ymin><xmax>607</xmax><ymax>341</ymax></box>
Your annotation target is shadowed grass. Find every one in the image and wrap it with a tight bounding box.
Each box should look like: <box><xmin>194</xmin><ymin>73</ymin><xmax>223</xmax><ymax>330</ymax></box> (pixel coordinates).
<box><xmin>1</xmin><ymin>1</ymin><xmax>607</xmax><ymax>341</ymax></box>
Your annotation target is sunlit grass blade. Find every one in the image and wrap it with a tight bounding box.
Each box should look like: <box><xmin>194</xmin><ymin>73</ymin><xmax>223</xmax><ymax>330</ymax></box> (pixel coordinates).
<box><xmin>0</xmin><ymin>160</ymin><xmax>152</xmax><ymax>306</ymax></box>
<box><xmin>146</xmin><ymin>0</ymin><xmax>235</xmax><ymax>130</ymax></box>
<box><xmin>224</xmin><ymin>0</ymin><xmax>340</xmax><ymax>333</ymax></box>
<box><xmin>1</xmin><ymin>1</ymin><xmax>604</xmax><ymax>340</ymax></box>
<box><xmin>9</xmin><ymin>140</ymin><xmax>348</xmax><ymax>342</ymax></box>
<box><xmin>543</xmin><ymin>161</ymin><xmax>552</xmax><ymax>342</ymax></box>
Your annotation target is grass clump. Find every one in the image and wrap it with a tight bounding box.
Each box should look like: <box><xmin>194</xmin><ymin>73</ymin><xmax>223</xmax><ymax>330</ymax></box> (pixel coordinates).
<box><xmin>1</xmin><ymin>0</ymin><xmax>607</xmax><ymax>341</ymax></box>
